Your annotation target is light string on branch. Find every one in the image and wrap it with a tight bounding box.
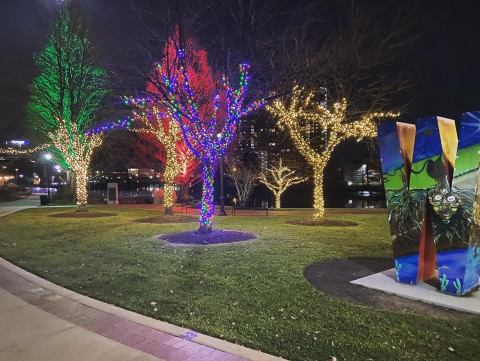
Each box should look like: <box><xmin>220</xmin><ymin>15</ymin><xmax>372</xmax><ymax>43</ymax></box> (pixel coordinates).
<box><xmin>84</xmin><ymin>117</ymin><xmax>132</xmax><ymax>136</ymax></box>
<box><xmin>0</xmin><ymin>144</ymin><xmax>48</xmax><ymax>156</ymax></box>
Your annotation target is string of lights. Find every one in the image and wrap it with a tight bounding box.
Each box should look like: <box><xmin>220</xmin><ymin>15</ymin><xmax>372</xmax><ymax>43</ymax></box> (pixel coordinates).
<box><xmin>267</xmin><ymin>85</ymin><xmax>399</xmax><ymax>220</ymax></box>
<box><xmin>84</xmin><ymin>118</ymin><xmax>132</xmax><ymax>136</ymax></box>
<box><xmin>0</xmin><ymin>144</ymin><xmax>48</xmax><ymax>156</ymax></box>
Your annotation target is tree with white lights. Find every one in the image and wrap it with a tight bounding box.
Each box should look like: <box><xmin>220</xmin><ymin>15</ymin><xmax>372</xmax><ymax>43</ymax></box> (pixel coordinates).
<box><xmin>259</xmin><ymin>157</ymin><xmax>307</xmax><ymax>209</ymax></box>
<box><xmin>267</xmin><ymin>86</ymin><xmax>398</xmax><ymax>220</ymax></box>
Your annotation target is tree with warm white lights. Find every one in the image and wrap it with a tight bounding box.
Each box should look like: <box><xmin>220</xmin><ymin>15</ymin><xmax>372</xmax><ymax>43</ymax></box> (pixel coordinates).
<box><xmin>136</xmin><ymin>30</ymin><xmax>263</xmax><ymax>232</ymax></box>
<box><xmin>267</xmin><ymin>86</ymin><xmax>398</xmax><ymax>220</ymax></box>
<box><xmin>259</xmin><ymin>157</ymin><xmax>307</xmax><ymax>209</ymax></box>
<box><xmin>28</xmin><ymin>1</ymin><xmax>108</xmax><ymax>211</ymax></box>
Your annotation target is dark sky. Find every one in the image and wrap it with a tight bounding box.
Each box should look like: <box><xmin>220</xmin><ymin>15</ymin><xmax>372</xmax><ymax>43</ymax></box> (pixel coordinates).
<box><xmin>1</xmin><ymin>1</ymin><xmax>480</xmax><ymax>141</ymax></box>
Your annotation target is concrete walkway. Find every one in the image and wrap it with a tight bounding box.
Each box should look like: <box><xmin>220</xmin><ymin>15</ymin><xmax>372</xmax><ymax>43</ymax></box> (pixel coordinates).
<box><xmin>0</xmin><ymin>258</ymin><xmax>285</xmax><ymax>361</ymax></box>
<box><xmin>0</xmin><ymin>195</ymin><xmax>40</xmax><ymax>217</ymax></box>
<box><xmin>0</xmin><ymin>288</ymin><xmax>160</xmax><ymax>361</ymax></box>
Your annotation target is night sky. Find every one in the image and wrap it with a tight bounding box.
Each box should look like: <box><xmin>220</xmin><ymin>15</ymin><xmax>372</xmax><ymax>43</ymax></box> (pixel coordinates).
<box><xmin>1</xmin><ymin>1</ymin><xmax>480</xmax><ymax>141</ymax></box>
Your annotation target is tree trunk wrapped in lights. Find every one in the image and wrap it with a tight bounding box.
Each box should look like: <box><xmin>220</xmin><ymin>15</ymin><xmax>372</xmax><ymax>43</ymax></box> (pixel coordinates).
<box><xmin>27</xmin><ymin>1</ymin><xmax>109</xmax><ymax>211</ymax></box>
<box><xmin>130</xmin><ymin>113</ymin><xmax>183</xmax><ymax>215</ymax></box>
<box><xmin>131</xmin><ymin>29</ymin><xmax>263</xmax><ymax>233</ymax></box>
<box><xmin>259</xmin><ymin>158</ymin><xmax>307</xmax><ymax>208</ymax></box>
<box><xmin>267</xmin><ymin>86</ymin><xmax>399</xmax><ymax>220</ymax></box>
<box><xmin>49</xmin><ymin>120</ymin><xmax>103</xmax><ymax>210</ymax></box>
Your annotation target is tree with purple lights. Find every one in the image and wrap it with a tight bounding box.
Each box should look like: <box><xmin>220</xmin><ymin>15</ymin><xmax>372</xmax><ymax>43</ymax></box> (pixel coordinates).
<box><xmin>141</xmin><ymin>37</ymin><xmax>263</xmax><ymax>233</ymax></box>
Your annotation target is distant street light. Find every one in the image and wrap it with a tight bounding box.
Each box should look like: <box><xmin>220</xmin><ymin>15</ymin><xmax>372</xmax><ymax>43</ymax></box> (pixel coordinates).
<box><xmin>42</xmin><ymin>153</ymin><xmax>53</xmax><ymax>200</ymax></box>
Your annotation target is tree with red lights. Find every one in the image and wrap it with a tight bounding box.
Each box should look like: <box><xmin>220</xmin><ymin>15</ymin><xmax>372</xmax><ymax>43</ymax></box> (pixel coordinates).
<box><xmin>127</xmin><ymin>30</ymin><xmax>201</xmax><ymax>215</ymax></box>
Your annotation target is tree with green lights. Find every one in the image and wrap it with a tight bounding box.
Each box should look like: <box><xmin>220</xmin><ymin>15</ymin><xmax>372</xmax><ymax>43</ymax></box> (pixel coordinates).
<box><xmin>28</xmin><ymin>1</ymin><xmax>108</xmax><ymax>210</ymax></box>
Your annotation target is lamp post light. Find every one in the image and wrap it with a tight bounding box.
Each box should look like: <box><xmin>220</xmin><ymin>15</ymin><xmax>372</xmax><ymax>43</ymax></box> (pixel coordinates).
<box><xmin>15</xmin><ymin>168</ymin><xmax>19</xmax><ymax>184</ymax></box>
<box><xmin>43</xmin><ymin>152</ymin><xmax>53</xmax><ymax>200</ymax></box>
<box><xmin>217</xmin><ymin>133</ymin><xmax>227</xmax><ymax>216</ymax></box>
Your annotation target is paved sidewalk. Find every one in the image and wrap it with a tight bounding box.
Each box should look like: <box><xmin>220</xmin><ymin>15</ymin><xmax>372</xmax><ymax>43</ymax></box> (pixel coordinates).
<box><xmin>0</xmin><ymin>195</ymin><xmax>40</xmax><ymax>217</ymax></box>
<box><xmin>0</xmin><ymin>258</ymin><xmax>285</xmax><ymax>361</ymax></box>
<box><xmin>0</xmin><ymin>288</ymin><xmax>160</xmax><ymax>361</ymax></box>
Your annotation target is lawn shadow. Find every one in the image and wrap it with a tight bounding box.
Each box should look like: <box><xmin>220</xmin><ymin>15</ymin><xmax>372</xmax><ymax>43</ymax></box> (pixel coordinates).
<box><xmin>133</xmin><ymin>214</ymin><xmax>196</xmax><ymax>224</ymax></box>
<box><xmin>304</xmin><ymin>257</ymin><xmax>473</xmax><ymax>319</ymax></box>
<box><xmin>49</xmin><ymin>212</ymin><xmax>117</xmax><ymax>218</ymax></box>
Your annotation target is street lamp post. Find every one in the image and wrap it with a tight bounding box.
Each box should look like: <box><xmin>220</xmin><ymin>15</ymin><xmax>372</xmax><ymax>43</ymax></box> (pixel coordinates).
<box><xmin>43</xmin><ymin>153</ymin><xmax>53</xmax><ymax>201</ymax></box>
<box><xmin>15</xmin><ymin>168</ymin><xmax>19</xmax><ymax>184</ymax></box>
<box><xmin>217</xmin><ymin>133</ymin><xmax>227</xmax><ymax>216</ymax></box>
<box><xmin>219</xmin><ymin>155</ymin><xmax>227</xmax><ymax>216</ymax></box>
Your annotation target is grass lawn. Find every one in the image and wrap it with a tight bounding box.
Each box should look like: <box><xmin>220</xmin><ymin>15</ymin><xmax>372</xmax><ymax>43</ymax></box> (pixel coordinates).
<box><xmin>0</xmin><ymin>206</ymin><xmax>479</xmax><ymax>360</ymax></box>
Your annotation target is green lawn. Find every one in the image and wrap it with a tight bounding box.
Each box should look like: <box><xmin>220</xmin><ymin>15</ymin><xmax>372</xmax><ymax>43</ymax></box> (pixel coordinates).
<box><xmin>0</xmin><ymin>207</ymin><xmax>479</xmax><ymax>360</ymax></box>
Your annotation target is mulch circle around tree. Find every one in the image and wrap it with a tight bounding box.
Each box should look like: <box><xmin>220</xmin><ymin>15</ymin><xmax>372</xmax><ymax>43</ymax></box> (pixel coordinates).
<box><xmin>304</xmin><ymin>257</ymin><xmax>471</xmax><ymax>319</ymax></box>
<box><xmin>286</xmin><ymin>219</ymin><xmax>358</xmax><ymax>227</ymax></box>
<box><xmin>133</xmin><ymin>215</ymin><xmax>197</xmax><ymax>224</ymax></box>
<box><xmin>160</xmin><ymin>229</ymin><xmax>257</xmax><ymax>246</ymax></box>
<box><xmin>49</xmin><ymin>212</ymin><xmax>117</xmax><ymax>218</ymax></box>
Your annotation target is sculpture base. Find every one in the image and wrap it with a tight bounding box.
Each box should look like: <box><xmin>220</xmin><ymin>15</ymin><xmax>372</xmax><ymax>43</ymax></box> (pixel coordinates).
<box><xmin>351</xmin><ymin>269</ymin><xmax>480</xmax><ymax>314</ymax></box>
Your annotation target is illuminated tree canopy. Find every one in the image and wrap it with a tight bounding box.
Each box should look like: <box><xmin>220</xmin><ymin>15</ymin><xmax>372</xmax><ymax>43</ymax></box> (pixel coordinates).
<box><xmin>131</xmin><ymin>28</ymin><xmax>263</xmax><ymax>232</ymax></box>
<box><xmin>28</xmin><ymin>1</ymin><xmax>108</xmax><ymax>210</ymax></box>
<box><xmin>267</xmin><ymin>86</ymin><xmax>398</xmax><ymax>219</ymax></box>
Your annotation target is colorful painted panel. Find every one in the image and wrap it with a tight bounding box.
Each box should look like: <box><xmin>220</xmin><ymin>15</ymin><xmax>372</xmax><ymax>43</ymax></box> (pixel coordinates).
<box><xmin>378</xmin><ymin>113</ymin><xmax>480</xmax><ymax>295</ymax></box>
<box><xmin>436</xmin><ymin>112</ymin><xmax>480</xmax><ymax>294</ymax></box>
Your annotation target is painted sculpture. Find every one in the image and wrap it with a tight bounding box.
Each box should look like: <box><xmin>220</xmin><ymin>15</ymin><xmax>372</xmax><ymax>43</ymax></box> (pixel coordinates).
<box><xmin>378</xmin><ymin>113</ymin><xmax>480</xmax><ymax>295</ymax></box>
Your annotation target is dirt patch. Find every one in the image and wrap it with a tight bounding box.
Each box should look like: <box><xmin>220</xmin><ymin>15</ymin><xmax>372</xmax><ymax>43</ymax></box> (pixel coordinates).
<box><xmin>49</xmin><ymin>212</ymin><xmax>117</xmax><ymax>219</ymax></box>
<box><xmin>304</xmin><ymin>257</ymin><xmax>473</xmax><ymax>319</ymax></box>
<box><xmin>133</xmin><ymin>215</ymin><xmax>196</xmax><ymax>224</ymax></box>
<box><xmin>286</xmin><ymin>219</ymin><xmax>358</xmax><ymax>227</ymax></box>
<box><xmin>160</xmin><ymin>229</ymin><xmax>256</xmax><ymax>246</ymax></box>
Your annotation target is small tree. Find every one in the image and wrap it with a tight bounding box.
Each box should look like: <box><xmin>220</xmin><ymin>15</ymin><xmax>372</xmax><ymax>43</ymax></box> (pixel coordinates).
<box><xmin>226</xmin><ymin>159</ymin><xmax>258</xmax><ymax>207</ymax></box>
<box><xmin>259</xmin><ymin>157</ymin><xmax>307</xmax><ymax>208</ymax></box>
<box><xmin>28</xmin><ymin>1</ymin><xmax>108</xmax><ymax>210</ymax></box>
<box><xmin>267</xmin><ymin>86</ymin><xmax>398</xmax><ymax>219</ymax></box>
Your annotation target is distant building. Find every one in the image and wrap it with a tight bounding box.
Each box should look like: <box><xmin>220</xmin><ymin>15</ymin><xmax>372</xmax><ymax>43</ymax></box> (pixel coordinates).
<box><xmin>239</xmin><ymin>89</ymin><xmax>327</xmax><ymax>170</ymax></box>
<box><xmin>127</xmin><ymin>168</ymin><xmax>159</xmax><ymax>178</ymax></box>
<box><xmin>4</xmin><ymin>139</ymin><xmax>31</xmax><ymax>148</ymax></box>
